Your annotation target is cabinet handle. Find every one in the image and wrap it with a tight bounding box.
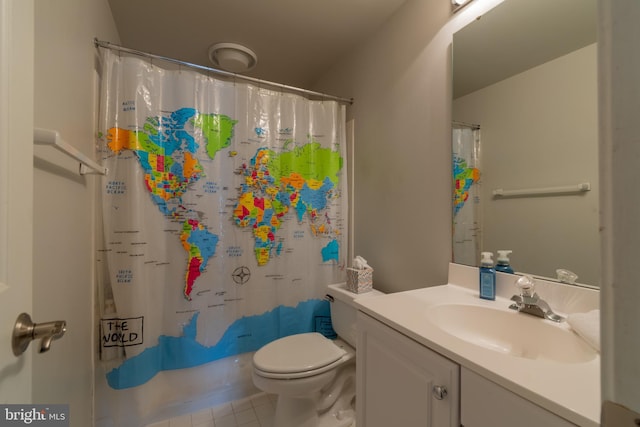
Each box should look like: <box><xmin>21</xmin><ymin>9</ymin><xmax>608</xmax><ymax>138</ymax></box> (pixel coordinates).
<box><xmin>432</xmin><ymin>385</ymin><xmax>448</xmax><ymax>400</ymax></box>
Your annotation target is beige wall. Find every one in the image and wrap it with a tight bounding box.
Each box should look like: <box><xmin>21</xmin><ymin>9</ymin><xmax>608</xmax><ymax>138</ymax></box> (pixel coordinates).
<box><xmin>33</xmin><ymin>0</ymin><xmax>119</xmax><ymax>425</ymax></box>
<box><xmin>314</xmin><ymin>0</ymin><xmax>504</xmax><ymax>293</ymax></box>
<box><xmin>453</xmin><ymin>44</ymin><xmax>600</xmax><ymax>286</ymax></box>
<box><xmin>316</xmin><ymin>0</ymin><xmax>640</xmax><ymax>414</ymax></box>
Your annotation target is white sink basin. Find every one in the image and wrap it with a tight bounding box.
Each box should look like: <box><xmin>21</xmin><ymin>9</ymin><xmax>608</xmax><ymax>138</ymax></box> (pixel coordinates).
<box><xmin>426</xmin><ymin>304</ymin><xmax>597</xmax><ymax>363</ymax></box>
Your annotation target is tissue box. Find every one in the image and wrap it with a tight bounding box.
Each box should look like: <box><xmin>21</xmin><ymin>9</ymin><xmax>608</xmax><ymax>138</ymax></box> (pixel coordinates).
<box><xmin>346</xmin><ymin>267</ymin><xmax>373</xmax><ymax>294</ymax></box>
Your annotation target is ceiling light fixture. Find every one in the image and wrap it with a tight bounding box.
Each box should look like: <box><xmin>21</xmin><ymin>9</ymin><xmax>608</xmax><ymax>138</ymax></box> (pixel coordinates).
<box><xmin>452</xmin><ymin>0</ymin><xmax>473</xmax><ymax>12</ymax></box>
<box><xmin>208</xmin><ymin>43</ymin><xmax>258</xmax><ymax>74</ymax></box>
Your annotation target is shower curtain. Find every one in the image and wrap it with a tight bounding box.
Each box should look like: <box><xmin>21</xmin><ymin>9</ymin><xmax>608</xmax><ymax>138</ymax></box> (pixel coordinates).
<box><xmin>452</xmin><ymin>126</ymin><xmax>481</xmax><ymax>266</ymax></box>
<box><xmin>96</xmin><ymin>49</ymin><xmax>347</xmax><ymax>425</ymax></box>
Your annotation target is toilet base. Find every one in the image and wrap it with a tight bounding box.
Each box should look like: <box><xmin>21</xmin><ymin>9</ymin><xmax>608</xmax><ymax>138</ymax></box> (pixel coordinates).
<box><xmin>318</xmin><ymin>407</ymin><xmax>355</xmax><ymax>427</ymax></box>
<box><xmin>268</xmin><ymin>367</ymin><xmax>355</xmax><ymax>427</ymax></box>
<box><xmin>318</xmin><ymin>368</ymin><xmax>356</xmax><ymax>427</ymax></box>
<box><xmin>274</xmin><ymin>396</ymin><xmax>319</xmax><ymax>427</ymax></box>
<box><xmin>272</xmin><ymin>395</ymin><xmax>355</xmax><ymax>427</ymax></box>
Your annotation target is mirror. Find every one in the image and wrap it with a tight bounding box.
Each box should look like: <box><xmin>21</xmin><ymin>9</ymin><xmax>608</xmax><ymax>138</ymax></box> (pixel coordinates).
<box><xmin>452</xmin><ymin>0</ymin><xmax>599</xmax><ymax>287</ymax></box>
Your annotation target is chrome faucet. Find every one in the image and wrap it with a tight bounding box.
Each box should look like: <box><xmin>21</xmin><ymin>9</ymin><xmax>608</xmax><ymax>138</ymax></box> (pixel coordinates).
<box><xmin>508</xmin><ymin>275</ymin><xmax>565</xmax><ymax>322</ymax></box>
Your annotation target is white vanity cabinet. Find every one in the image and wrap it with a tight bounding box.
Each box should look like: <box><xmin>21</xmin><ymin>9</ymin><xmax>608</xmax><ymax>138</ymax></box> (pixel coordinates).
<box><xmin>356</xmin><ymin>312</ymin><xmax>460</xmax><ymax>427</ymax></box>
<box><xmin>357</xmin><ymin>312</ymin><xmax>580</xmax><ymax>427</ymax></box>
<box><xmin>354</xmin><ymin>270</ymin><xmax>600</xmax><ymax>426</ymax></box>
<box><xmin>461</xmin><ymin>367</ymin><xmax>577</xmax><ymax>427</ymax></box>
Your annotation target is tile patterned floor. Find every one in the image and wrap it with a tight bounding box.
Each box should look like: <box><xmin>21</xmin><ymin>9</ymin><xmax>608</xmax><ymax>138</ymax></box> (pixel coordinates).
<box><xmin>146</xmin><ymin>393</ymin><xmax>277</xmax><ymax>427</ymax></box>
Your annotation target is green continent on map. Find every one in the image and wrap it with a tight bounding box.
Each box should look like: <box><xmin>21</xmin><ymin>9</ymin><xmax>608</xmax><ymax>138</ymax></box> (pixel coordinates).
<box><xmin>105</xmin><ymin>107</ymin><xmax>237</xmax><ymax>299</ymax></box>
<box><xmin>233</xmin><ymin>142</ymin><xmax>343</xmax><ymax>266</ymax></box>
<box><xmin>193</xmin><ymin>113</ymin><xmax>238</xmax><ymax>159</ymax></box>
<box><xmin>266</xmin><ymin>142</ymin><xmax>343</xmax><ymax>186</ymax></box>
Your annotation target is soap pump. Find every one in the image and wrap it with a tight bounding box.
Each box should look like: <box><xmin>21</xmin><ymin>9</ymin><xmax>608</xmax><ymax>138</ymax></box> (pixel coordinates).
<box><xmin>496</xmin><ymin>250</ymin><xmax>514</xmax><ymax>274</ymax></box>
<box><xmin>479</xmin><ymin>252</ymin><xmax>496</xmax><ymax>300</ymax></box>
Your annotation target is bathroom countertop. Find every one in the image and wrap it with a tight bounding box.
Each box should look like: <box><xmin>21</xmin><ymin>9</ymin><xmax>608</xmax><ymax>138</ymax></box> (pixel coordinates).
<box><xmin>354</xmin><ymin>283</ymin><xmax>600</xmax><ymax>427</ymax></box>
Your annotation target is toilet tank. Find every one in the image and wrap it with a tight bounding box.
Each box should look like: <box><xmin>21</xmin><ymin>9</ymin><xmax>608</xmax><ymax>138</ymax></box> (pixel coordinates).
<box><xmin>326</xmin><ymin>283</ymin><xmax>383</xmax><ymax>347</ymax></box>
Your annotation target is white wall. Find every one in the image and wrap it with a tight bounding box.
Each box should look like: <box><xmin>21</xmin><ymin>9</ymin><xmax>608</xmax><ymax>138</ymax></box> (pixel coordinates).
<box><xmin>33</xmin><ymin>0</ymin><xmax>119</xmax><ymax>425</ymax></box>
<box><xmin>453</xmin><ymin>44</ymin><xmax>600</xmax><ymax>286</ymax></box>
<box><xmin>313</xmin><ymin>0</ymin><xmax>504</xmax><ymax>293</ymax></box>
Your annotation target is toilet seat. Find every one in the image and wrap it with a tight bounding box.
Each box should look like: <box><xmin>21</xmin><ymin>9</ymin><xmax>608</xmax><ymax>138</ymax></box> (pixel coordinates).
<box><xmin>253</xmin><ymin>332</ymin><xmax>347</xmax><ymax>379</ymax></box>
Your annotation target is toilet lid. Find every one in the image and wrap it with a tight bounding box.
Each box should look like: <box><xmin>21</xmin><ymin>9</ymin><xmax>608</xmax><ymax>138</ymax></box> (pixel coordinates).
<box><xmin>253</xmin><ymin>332</ymin><xmax>346</xmax><ymax>374</ymax></box>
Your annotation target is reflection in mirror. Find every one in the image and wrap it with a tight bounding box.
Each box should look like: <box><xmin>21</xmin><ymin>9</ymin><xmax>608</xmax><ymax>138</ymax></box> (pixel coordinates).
<box><xmin>451</xmin><ymin>0</ymin><xmax>599</xmax><ymax>287</ymax></box>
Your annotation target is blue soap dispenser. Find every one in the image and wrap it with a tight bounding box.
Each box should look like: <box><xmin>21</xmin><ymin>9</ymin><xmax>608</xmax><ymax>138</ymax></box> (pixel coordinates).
<box><xmin>495</xmin><ymin>250</ymin><xmax>514</xmax><ymax>274</ymax></box>
<box><xmin>479</xmin><ymin>251</ymin><xmax>496</xmax><ymax>300</ymax></box>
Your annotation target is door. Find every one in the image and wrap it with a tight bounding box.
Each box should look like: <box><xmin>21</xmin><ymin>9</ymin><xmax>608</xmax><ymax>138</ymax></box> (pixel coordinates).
<box><xmin>357</xmin><ymin>312</ymin><xmax>460</xmax><ymax>427</ymax></box>
<box><xmin>461</xmin><ymin>367</ymin><xmax>577</xmax><ymax>427</ymax></box>
<box><xmin>0</xmin><ymin>0</ymin><xmax>35</xmax><ymax>402</ymax></box>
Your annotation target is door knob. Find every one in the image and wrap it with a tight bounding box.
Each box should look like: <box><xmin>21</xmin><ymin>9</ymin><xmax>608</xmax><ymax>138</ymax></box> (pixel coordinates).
<box><xmin>432</xmin><ymin>384</ymin><xmax>448</xmax><ymax>400</ymax></box>
<box><xmin>12</xmin><ymin>313</ymin><xmax>66</xmax><ymax>356</ymax></box>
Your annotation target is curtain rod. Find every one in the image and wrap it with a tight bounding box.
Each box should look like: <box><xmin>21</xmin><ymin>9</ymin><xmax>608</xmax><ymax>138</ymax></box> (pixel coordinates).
<box><xmin>94</xmin><ymin>39</ymin><xmax>354</xmax><ymax>106</ymax></box>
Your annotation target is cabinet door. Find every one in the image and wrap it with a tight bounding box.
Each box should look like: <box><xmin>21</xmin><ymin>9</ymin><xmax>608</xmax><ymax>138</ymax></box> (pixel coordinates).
<box><xmin>461</xmin><ymin>367</ymin><xmax>577</xmax><ymax>427</ymax></box>
<box><xmin>357</xmin><ymin>312</ymin><xmax>460</xmax><ymax>427</ymax></box>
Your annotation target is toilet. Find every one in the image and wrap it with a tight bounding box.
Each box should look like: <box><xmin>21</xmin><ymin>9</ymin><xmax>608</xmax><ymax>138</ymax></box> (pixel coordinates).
<box><xmin>252</xmin><ymin>283</ymin><xmax>382</xmax><ymax>427</ymax></box>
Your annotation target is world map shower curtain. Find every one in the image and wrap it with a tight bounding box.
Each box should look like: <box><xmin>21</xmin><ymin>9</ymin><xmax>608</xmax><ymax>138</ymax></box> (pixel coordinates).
<box><xmin>95</xmin><ymin>48</ymin><xmax>347</xmax><ymax>424</ymax></box>
<box><xmin>452</xmin><ymin>125</ymin><xmax>481</xmax><ymax>266</ymax></box>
